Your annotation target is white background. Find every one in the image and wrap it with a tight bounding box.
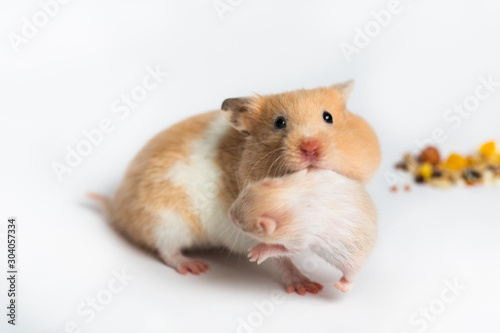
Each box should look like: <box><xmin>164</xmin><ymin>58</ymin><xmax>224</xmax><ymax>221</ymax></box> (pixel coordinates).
<box><xmin>1</xmin><ymin>0</ymin><xmax>500</xmax><ymax>332</ymax></box>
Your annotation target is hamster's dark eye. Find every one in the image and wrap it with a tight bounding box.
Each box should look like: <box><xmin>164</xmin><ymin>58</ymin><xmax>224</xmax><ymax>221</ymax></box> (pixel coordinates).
<box><xmin>274</xmin><ymin>116</ymin><xmax>287</xmax><ymax>130</ymax></box>
<box><xmin>323</xmin><ymin>111</ymin><xmax>333</xmax><ymax>124</ymax></box>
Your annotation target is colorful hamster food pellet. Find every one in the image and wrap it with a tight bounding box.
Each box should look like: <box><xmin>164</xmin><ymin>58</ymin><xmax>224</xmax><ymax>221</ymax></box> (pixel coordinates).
<box><xmin>394</xmin><ymin>141</ymin><xmax>500</xmax><ymax>189</ymax></box>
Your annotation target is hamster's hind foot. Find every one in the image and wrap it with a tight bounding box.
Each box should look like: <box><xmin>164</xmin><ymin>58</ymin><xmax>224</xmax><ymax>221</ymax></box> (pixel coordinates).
<box><xmin>334</xmin><ymin>277</ymin><xmax>352</xmax><ymax>293</ymax></box>
<box><xmin>160</xmin><ymin>252</ymin><xmax>209</xmax><ymax>275</ymax></box>
<box><xmin>277</xmin><ymin>258</ymin><xmax>323</xmax><ymax>295</ymax></box>
<box><xmin>177</xmin><ymin>259</ymin><xmax>209</xmax><ymax>275</ymax></box>
<box><xmin>286</xmin><ymin>278</ymin><xmax>323</xmax><ymax>295</ymax></box>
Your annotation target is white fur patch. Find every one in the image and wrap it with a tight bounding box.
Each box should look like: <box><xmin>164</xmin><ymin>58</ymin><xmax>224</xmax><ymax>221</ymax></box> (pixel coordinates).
<box><xmin>154</xmin><ymin>113</ymin><xmax>254</xmax><ymax>254</ymax></box>
<box><xmin>155</xmin><ymin>211</ymin><xmax>198</xmax><ymax>254</ymax></box>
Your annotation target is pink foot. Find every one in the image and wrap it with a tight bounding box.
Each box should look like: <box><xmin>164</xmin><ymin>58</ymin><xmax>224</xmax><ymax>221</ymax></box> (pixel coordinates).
<box><xmin>248</xmin><ymin>243</ymin><xmax>291</xmax><ymax>264</ymax></box>
<box><xmin>176</xmin><ymin>259</ymin><xmax>209</xmax><ymax>275</ymax></box>
<box><xmin>278</xmin><ymin>257</ymin><xmax>323</xmax><ymax>295</ymax></box>
<box><xmin>334</xmin><ymin>277</ymin><xmax>352</xmax><ymax>293</ymax></box>
<box><xmin>286</xmin><ymin>278</ymin><xmax>324</xmax><ymax>295</ymax></box>
<box><xmin>160</xmin><ymin>252</ymin><xmax>209</xmax><ymax>276</ymax></box>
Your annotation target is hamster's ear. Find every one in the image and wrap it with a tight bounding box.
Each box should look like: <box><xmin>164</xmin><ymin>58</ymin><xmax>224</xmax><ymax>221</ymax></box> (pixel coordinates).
<box><xmin>220</xmin><ymin>97</ymin><xmax>258</xmax><ymax>135</ymax></box>
<box><xmin>331</xmin><ymin>80</ymin><xmax>355</xmax><ymax>101</ymax></box>
<box><xmin>258</xmin><ymin>217</ymin><xmax>276</xmax><ymax>235</ymax></box>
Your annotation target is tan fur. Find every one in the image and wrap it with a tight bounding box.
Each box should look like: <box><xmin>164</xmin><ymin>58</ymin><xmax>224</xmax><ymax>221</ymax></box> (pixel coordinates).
<box><xmin>106</xmin><ymin>82</ymin><xmax>380</xmax><ymax>274</ymax></box>
<box><xmin>215</xmin><ymin>128</ymin><xmax>246</xmax><ymax>208</ymax></box>
<box><xmin>109</xmin><ymin>111</ymin><xmax>219</xmax><ymax>249</ymax></box>
<box><xmin>221</xmin><ymin>86</ymin><xmax>381</xmax><ymax>185</ymax></box>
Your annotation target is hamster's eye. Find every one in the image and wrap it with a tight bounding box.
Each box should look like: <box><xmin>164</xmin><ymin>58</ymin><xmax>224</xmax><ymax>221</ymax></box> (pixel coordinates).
<box><xmin>323</xmin><ymin>111</ymin><xmax>333</xmax><ymax>124</ymax></box>
<box><xmin>274</xmin><ymin>116</ymin><xmax>287</xmax><ymax>130</ymax></box>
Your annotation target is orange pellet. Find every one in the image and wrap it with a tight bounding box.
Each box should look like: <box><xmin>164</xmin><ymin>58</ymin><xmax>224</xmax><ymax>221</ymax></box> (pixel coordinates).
<box><xmin>443</xmin><ymin>153</ymin><xmax>467</xmax><ymax>171</ymax></box>
<box><xmin>480</xmin><ymin>141</ymin><xmax>496</xmax><ymax>157</ymax></box>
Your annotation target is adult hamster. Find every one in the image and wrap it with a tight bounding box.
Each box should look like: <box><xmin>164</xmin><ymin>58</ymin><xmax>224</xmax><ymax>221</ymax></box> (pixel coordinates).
<box><xmin>99</xmin><ymin>81</ymin><xmax>380</xmax><ymax>294</ymax></box>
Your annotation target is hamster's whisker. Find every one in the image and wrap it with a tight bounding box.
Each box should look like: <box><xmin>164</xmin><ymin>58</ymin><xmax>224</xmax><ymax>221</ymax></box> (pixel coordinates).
<box><xmin>268</xmin><ymin>151</ymin><xmax>288</xmax><ymax>177</ymax></box>
<box><xmin>245</xmin><ymin>147</ymin><xmax>285</xmax><ymax>180</ymax></box>
<box><xmin>224</xmin><ymin>229</ymin><xmax>240</xmax><ymax>264</ymax></box>
<box><xmin>230</xmin><ymin>230</ymin><xmax>240</xmax><ymax>254</ymax></box>
<box><xmin>278</xmin><ymin>155</ymin><xmax>292</xmax><ymax>176</ymax></box>
<box><xmin>217</xmin><ymin>226</ymin><xmax>231</xmax><ymax>240</ymax></box>
<box><xmin>266</xmin><ymin>148</ymin><xmax>287</xmax><ymax>176</ymax></box>
<box><xmin>234</xmin><ymin>232</ymin><xmax>242</xmax><ymax>269</ymax></box>
<box><xmin>219</xmin><ymin>225</ymin><xmax>238</xmax><ymax>241</ymax></box>
<box><xmin>223</xmin><ymin>229</ymin><xmax>235</xmax><ymax>263</ymax></box>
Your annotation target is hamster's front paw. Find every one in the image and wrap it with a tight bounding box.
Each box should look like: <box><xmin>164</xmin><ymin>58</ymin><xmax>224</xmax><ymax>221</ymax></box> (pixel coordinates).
<box><xmin>248</xmin><ymin>243</ymin><xmax>290</xmax><ymax>265</ymax></box>
<box><xmin>248</xmin><ymin>244</ymin><xmax>271</xmax><ymax>264</ymax></box>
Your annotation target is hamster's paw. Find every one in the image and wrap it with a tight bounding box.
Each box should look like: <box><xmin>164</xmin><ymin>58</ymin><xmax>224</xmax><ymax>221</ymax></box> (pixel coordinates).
<box><xmin>176</xmin><ymin>259</ymin><xmax>209</xmax><ymax>276</ymax></box>
<box><xmin>160</xmin><ymin>252</ymin><xmax>209</xmax><ymax>276</ymax></box>
<box><xmin>334</xmin><ymin>277</ymin><xmax>352</xmax><ymax>293</ymax></box>
<box><xmin>248</xmin><ymin>243</ymin><xmax>290</xmax><ymax>265</ymax></box>
<box><xmin>278</xmin><ymin>258</ymin><xmax>323</xmax><ymax>295</ymax></box>
<box><xmin>248</xmin><ymin>244</ymin><xmax>270</xmax><ymax>264</ymax></box>
<box><xmin>285</xmin><ymin>277</ymin><xmax>323</xmax><ymax>295</ymax></box>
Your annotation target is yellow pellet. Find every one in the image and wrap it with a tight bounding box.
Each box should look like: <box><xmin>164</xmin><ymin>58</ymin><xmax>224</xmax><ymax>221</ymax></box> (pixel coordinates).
<box><xmin>418</xmin><ymin>162</ymin><xmax>434</xmax><ymax>180</ymax></box>
<box><xmin>480</xmin><ymin>141</ymin><xmax>496</xmax><ymax>157</ymax></box>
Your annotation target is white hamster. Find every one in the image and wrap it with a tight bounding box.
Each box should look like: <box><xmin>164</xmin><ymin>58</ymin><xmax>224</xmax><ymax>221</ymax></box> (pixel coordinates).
<box><xmin>229</xmin><ymin>168</ymin><xmax>377</xmax><ymax>293</ymax></box>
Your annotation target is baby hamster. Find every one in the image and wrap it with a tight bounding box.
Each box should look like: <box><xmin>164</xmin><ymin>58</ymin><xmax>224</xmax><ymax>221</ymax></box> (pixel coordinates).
<box><xmin>96</xmin><ymin>81</ymin><xmax>380</xmax><ymax>294</ymax></box>
<box><xmin>229</xmin><ymin>168</ymin><xmax>377</xmax><ymax>293</ymax></box>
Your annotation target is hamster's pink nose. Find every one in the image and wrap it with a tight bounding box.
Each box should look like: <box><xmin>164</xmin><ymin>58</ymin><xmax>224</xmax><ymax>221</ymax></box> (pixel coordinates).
<box><xmin>300</xmin><ymin>139</ymin><xmax>320</xmax><ymax>157</ymax></box>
